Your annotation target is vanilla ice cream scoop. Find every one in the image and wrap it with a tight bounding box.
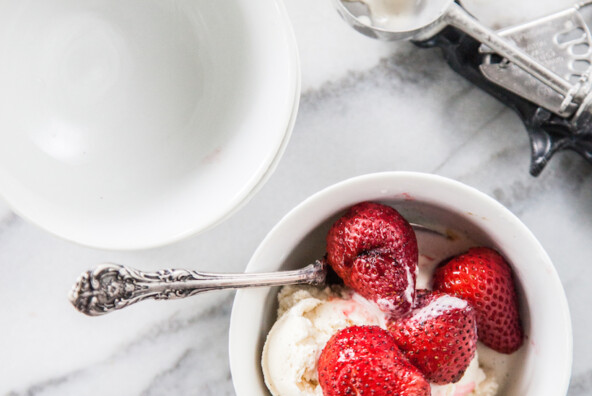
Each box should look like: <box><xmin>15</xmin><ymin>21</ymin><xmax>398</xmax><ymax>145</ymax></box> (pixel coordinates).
<box><xmin>261</xmin><ymin>285</ymin><xmax>386</xmax><ymax>396</ymax></box>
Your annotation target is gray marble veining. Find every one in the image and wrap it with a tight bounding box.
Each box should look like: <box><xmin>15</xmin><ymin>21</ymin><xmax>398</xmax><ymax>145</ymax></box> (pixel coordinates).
<box><xmin>1</xmin><ymin>0</ymin><xmax>591</xmax><ymax>395</ymax></box>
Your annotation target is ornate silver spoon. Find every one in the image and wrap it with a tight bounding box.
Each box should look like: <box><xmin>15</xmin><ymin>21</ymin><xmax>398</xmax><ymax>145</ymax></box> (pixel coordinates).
<box><xmin>69</xmin><ymin>260</ymin><xmax>327</xmax><ymax>316</ymax></box>
<box><xmin>69</xmin><ymin>224</ymin><xmax>444</xmax><ymax>316</ymax></box>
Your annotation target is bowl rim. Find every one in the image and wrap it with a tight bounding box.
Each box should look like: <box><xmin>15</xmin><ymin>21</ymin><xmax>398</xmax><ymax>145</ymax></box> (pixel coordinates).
<box><xmin>229</xmin><ymin>171</ymin><xmax>573</xmax><ymax>395</ymax></box>
<box><xmin>0</xmin><ymin>0</ymin><xmax>301</xmax><ymax>250</ymax></box>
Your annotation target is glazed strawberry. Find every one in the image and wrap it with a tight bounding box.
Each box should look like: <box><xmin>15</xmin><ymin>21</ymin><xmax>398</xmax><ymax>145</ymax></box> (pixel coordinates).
<box><xmin>432</xmin><ymin>247</ymin><xmax>524</xmax><ymax>354</ymax></box>
<box><xmin>388</xmin><ymin>290</ymin><xmax>478</xmax><ymax>384</ymax></box>
<box><xmin>318</xmin><ymin>325</ymin><xmax>430</xmax><ymax>396</ymax></box>
<box><xmin>326</xmin><ymin>202</ymin><xmax>418</xmax><ymax>317</ymax></box>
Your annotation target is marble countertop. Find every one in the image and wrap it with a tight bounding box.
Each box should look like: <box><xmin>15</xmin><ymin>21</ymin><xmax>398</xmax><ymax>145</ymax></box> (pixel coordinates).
<box><xmin>1</xmin><ymin>0</ymin><xmax>591</xmax><ymax>395</ymax></box>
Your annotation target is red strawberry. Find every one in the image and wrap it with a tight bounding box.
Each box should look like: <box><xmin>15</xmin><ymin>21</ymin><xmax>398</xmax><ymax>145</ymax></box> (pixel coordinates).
<box><xmin>318</xmin><ymin>325</ymin><xmax>430</xmax><ymax>396</ymax></box>
<box><xmin>388</xmin><ymin>290</ymin><xmax>478</xmax><ymax>384</ymax></box>
<box><xmin>326</xmin><ymin>202</ymin><xmax>418</xmax><ymax>317</ymax></box>
<box><xmin>432</xmin><ymin>247</ymin><xmax>524</xmax><ymax>354</ymax></box>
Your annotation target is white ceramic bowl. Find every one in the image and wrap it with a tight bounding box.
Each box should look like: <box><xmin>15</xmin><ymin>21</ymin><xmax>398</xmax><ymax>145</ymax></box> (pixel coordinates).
<box><xmin>0</xmin><ymin>0</ymin><xmax>299</xmax><ymax>249</ymax></box>
<box><xmin>229</xmin><ymin>172</ymin><xmax>572</xmax><ymax>395</ymax></box>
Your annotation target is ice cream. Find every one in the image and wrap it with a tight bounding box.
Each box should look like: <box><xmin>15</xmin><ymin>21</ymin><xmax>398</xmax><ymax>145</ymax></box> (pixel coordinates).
<box><xmin>262</xmin><ymin>285</ymin><xmax>386</xmax><ymax>396</ymax></box>
<box><xmin>263</xmin><ymin>285</ymin><xmax>500</xmax><ymax>396</ymax></box>
<box><xmin>430</xmin><ymin>355</ymin><xmax>498</xmax><ymax>396</ymax></box>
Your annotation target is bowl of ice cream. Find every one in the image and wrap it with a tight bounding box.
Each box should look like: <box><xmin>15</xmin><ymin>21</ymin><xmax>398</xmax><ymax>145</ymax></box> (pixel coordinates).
<box><xmin>229</xmin><ymin>171</ymin><xmax>572</xmax><ymax>395</ymax></box>
<box><xmin>0</xmin><ymin>0</ymin><xmax>299</xmax><ymax>249</ymax></box>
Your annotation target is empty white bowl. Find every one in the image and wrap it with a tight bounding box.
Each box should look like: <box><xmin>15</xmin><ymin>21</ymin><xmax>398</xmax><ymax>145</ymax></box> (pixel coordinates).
<box><xmin>229</xmin><ymin>172</ymin><xmax>572</xmax><ymax>395</ymax></box>
<box><xmin>0</xmin><ymin>0</ymin><xmax>299</xmax><ymax>249</ymax></box>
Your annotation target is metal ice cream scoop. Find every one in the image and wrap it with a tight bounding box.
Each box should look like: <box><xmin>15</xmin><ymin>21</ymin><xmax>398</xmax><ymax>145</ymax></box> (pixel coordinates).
<box><xmin>334</xmin><ymin>0</ymin><xmax>592</xmax><ymax>175</ymax></box>
<box><xmin>336</xmin><ymin>0</ymin><xmax>572</xmax><ymax>97</ymax></box>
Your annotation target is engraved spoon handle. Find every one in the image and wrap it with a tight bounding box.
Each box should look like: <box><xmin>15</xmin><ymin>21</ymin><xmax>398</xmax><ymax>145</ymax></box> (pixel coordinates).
<box><xmin>69</xmin><ymin>261</ymin><xmax>326</xmax><ymax>316</ymax></box>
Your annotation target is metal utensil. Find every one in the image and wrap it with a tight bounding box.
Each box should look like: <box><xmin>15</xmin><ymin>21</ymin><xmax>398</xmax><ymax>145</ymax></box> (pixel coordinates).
<box><xmin>69</xmin><ymin>223</ymin><xmax>444</xmax><ymax>316</ymax></box>
<box><xmin>335</xmin><ymin>0</ymin><xmax>572</xmax><ymax>100</ymax></box>
<box><xmin>478</xmin><ymin>2</ymin><xmax>592</xmax><ymax>119</ymax></box>
<box><xmin>69</xmin><ymin>260</ymin><xmax>327</xmax><ymax>316</ymax></box>
<box><xmin>334</xmin><ymin>0</ymin><xmax>592</xmax><ymax>175</ymax></box>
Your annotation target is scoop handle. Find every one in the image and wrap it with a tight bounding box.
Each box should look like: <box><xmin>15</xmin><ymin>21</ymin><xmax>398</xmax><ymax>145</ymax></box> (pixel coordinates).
<box><xmin>444</xmin><ymin>2</ymin><xmax>573</xmax><ymax>99</ymax></box>
<box><xmin>69</xmin><ymin>261</ymin><xmax>326</xmax><ymax>316</ymax></box>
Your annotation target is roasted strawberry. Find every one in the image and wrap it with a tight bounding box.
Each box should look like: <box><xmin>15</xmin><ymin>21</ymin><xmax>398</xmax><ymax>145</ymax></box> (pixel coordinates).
<box><xmin>326</xmin><ymin>202</ymin><xmax>418</xmax><ymax>317</ymax></box>
<box><xmin>388</xmin><ymin>290</ymin><xmax>478</xmax><ymax>384</ymax></box>
<box><xmin>318</xmin><ymin>325</ymin><xmax>430</xmax><ymax>396</ymax></box>
<box><xmin>432</xmin><ymin>247</ymin><xmax>524</xmax><ymax>354</ymax></box>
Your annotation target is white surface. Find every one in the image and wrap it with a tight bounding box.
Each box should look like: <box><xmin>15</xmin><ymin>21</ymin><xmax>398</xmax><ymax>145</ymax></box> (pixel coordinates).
<box><xmin>0</xmin><ymin>0</ymin><xmax>299</xmax><ymax>249</ymax></box>
<box><xmin>229</xmin><ymin>172</ymin><xmax>572</xmax><ymax>396</ymax></box>
<box><xmin>1</xmin><ymin>0</ymin><xmax>591</xmax><ymax>395</ymax></box>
